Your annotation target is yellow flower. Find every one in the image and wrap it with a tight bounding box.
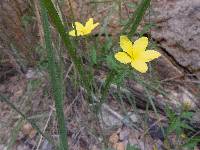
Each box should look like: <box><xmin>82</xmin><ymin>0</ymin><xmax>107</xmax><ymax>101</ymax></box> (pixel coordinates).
<box><xmin>69</xmin><ymin>18</ymin><xmax>99</xmax><ymax>36</ymax></box>
<box><xmin>114</xmin><ymin>36</ymin><xmax>161</xmax><ymax>73</ymax></box>
<box><xmin>180</xmin><ymin>133</ymin><xmax>187</xmax><ymax>139</ymax></box>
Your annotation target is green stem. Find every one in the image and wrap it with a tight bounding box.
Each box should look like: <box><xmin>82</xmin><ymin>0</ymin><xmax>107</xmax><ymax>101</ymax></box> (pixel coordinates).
<box><xmin>100</xmin><ymin>70</ymin><xmax>117</xmax><ymax>103</ymax></box>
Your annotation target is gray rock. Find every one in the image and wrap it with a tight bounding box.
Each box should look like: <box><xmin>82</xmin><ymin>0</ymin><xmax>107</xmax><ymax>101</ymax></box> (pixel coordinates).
<box><xmin>41</xmin><ymin>139</ymin><xmax>53</xmax><ymax>150</ymax></box>
<box><xmin>99</xmin><ymin>104</ymin><xmax>123</xmax><ymax>128</ymax></box>
<box><xmin>151</xmin><ymin>0</ymin><xmax>200</xmax><ymax>77</ymax></box>
<box><xmin>0</xmin><ymin>145</ymin><xmax>6</xmax><ymax>150</ymax></box>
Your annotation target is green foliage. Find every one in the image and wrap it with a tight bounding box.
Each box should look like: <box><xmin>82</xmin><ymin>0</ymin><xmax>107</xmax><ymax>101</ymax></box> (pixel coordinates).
<box><xmin>102</xmin><ymin>37</ymin><xmax>113</xmax><ymax>53</ymax></box>
<box><xmin>90</xmin><ymin>47</ymin><xmax>97</xmax><ymax>65</ymax></box>
<box><xmin>28</xmin><ymin>79</ymin><xmax>42</xmax><ymax>91</ymax></box>
<box><xmin>126</xmin><ymin>2</ymin><xmax>138</xmax><ymax>9</ymax></box>
<box><xmin>164</xmin><ymin>107</ymin><xmax>200</xmax><ymax>149</ymax></box>
<box><xmin>35</xmin><ymin>44</ymin><xmax>49</xmax><ymax>69</ymax></box>
<box><xmin>21</xmin><ymin>15</ymin><xmax>34</xmax><ymax>28</ymax></box>
<box><xmin>106</xmin><ymin>55</ymin><xmax>120</xmax><ymax>70</ymax></box>
<box><xmin>165</xmin><ymin>107</ymin><xmax>194</xmax><ymax>136</ymax></box>
<box><xmin>126</xmin><ymin>143</ymin><xmax>140</xmax><ymax>150</ymax></box>
<box><xmin>99</xmin><ymin>0</ymin><xmax>152</xmax><ymax>104</ymax></box>
<box><xmin>183</xmin><ymin>136</ymin><xmax>200</xmax><ymax>149</ymax></box>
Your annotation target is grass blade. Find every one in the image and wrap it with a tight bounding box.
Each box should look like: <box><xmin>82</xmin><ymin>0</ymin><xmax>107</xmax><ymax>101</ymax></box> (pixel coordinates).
<box><xmin>122</xmin><ymin>0</ymin><xmax>151</xmax><ymax>37</ymax></box>
<box><xmin>41</xmin><ymin>0</ymin><xmax>91</xmax><ymax>95</ymax></box>
<box><xmin>40</xmin><ymin>1</ymin><xmax>68</xmax><ymax>150</ymax></box>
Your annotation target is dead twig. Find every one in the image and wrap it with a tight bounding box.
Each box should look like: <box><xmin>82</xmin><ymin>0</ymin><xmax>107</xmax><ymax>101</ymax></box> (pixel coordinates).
<box><xmin>35</xmin><ymin>107</ymin><xmax>53</xmax><ymax>150</ymax></box>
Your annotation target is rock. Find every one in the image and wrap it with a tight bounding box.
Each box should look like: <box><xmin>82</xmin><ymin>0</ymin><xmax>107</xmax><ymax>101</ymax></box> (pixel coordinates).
<box><xmin>104</xmin><ymin>107</ymin><xmax>166</xmax><ymax>150</ymax></box>
<box><xmin>41</xmin><ymin>139</ymin><xmax>53</xmax><ymax>150</ymax></box>
<box><xmin>99</xmin><ymin>104</ymin><xmax>123</xmax><ymax>128</ymax></box>
<box><xmin>113</xmin><ymin>142</ymin><xmax>125</xmax><ymax>150</ymax></box>
<box><xmin>155</xmin><ymin>55</ymin><xmax>183</xmax><ymax>79</ymax></box>
<box><xmin>109</xmin><ymin>133</ymin><xmax>119</xmax><ymax>144</ymax></box>
<box><xmin>119</xmin><ymin>127</ymin><xmax>129</xmax><ymax>141</ymax></box>
<box><xmin>129</xmin><ymin>131</ymin><xmax>154</xmax><ymax>150</ymax></box>
<box><xmin>151</xmin><ymin>0</ymin><xmax>200</xmax><ymax>78</ymax></box>
<box><xmin>25</xmin><ymin>68</ymin><xmax>44</xmax><ymax>79</ymax></box>
<box><xmin>127</xmin><ymin>112</ymin><xmax>138</xmax><ymax>123</ymax></box>
<box><xmin>166</xmin><ymin>86</ymin><xmax>198</xmax><ymax>110</ymax></box>
<box><xmin>191</xmin><ymin>112</ymin><xmax>200</xmax><ymax>125</ymax></box>
<box><xmin>0</xmin><ymin>144</ymin><xmax>6</xmax><ymax>150</ymax></box>
<box><xmin>16</xmin><ymin>144</ymin><xmax>30</xmax><ymax>150</ymax></box>
<box><xmin>91</xmin><ymin>145</ymin><xmax>101</xmax><ymax>150</ymax></box>
<box><xmin>22</xmin><ymin>123</ymin><xmax>36</xmax><ymax>138</ymax></box>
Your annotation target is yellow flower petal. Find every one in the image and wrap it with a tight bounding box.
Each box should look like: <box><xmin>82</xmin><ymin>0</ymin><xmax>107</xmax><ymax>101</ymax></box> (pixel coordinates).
<box><xmin>69</xmin><ymin>18</ymin><xmax>99</xmax><ymax>36</ymax></box>
<box><xmin>132</xmin><ymin>37</ymin><xmax>148</xmax><ymax>57</ymax></box>
<box><xmin>69</xmin><ymin>22</ymin><xmax>85</xmax><ymax>36</ymax></box>
<box><xmin>73</xmin><ymin>22</ymin><xmax>84</xmax><ymax>30</ymax></box>
<box><xmin>142</xmin><ymin>50</ymin><xmax>161</xmax><ymax>62</ymax></box>
<box><xmin>120</xmin><ymin>35</ymin><xmax>134</xmax><ymax>56</ymax></box>
<box><xmin>69</xmin><ymin>30</ymin><xmax>76</xmax><ymax>36</ymax></box>
<box><xmin>114</xmin><ymin>52</ymin><xmax>132</xmax><ymax>64</ymax></box>
<box><xmin>69</xmin><ymin>30</ymin><xmax>83</xmax><ymax>36</ymax></box>
<box><xmin>131</xmin><ymin>60</ymin><xmax>148</xmax><ymax>73</ymax></box>
<box><xmin>85</xmin><ymin>18</ymin><xmax>94</xmax><ymax>27</ymax></box>
<box><xmin>85</xmin><ymin>18</ymin><xmax>99</xmax><ymax>33</ymax></box>
<box><xmin>92</xmin><ymin>22</ymin><xmax>99</xmax><ymax>30</ymax></box>
<box><xmin>115</xmin><ymin>36</ymin><xmax>160</xmax><ymax>73</ymax></box>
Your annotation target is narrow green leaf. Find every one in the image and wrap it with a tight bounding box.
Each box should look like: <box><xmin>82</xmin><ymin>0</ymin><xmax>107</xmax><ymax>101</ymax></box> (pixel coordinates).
<box><xmin>183</xmin><ymin>136</ymin><xmax>200</xmax><ymax>149</ymax></box>
<box><xmin>91</xmin><ymin>47</ymin><xmax>97</xmax><ymax>65</ymax></box>
<box><xmin>41</xmin><ymin>0</ymin><xmax>91</xmax><ymax>97</ymax></box>
<box><xmin>181</xmin><ymin>112</ymin><xmax>194</xmax><ymax>119</ymax></box>
<box><xmin>106</xmin><ymin>55</ymin><xmax>119</xmax><ymax>70</ymax></box>
<box><xmin>126</xmin><ymin>143</ymin><xmax>140</xmax><ymax>150</ymax></box>
<box><xmin>180</xmin><ymin>123</ymin><xmax>195</xmax><ymax>131</ymax></box>
<box><xmin>122</xmin><ymin>0</ymin><xmax>151</xmax><ymax>37</ymax></box>
<box><xmin>40</xmin><ymin>1</ymin><xmax>68</xmax><ymax>149</ymax></box>
<box><xmin>167</xmin><ymin>119</ymin><xmax>180</xmax><ymax>134</ymax></box>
